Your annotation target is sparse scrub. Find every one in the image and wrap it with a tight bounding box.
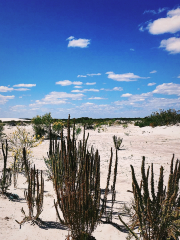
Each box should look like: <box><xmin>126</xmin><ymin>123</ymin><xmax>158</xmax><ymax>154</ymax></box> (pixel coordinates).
<box><xmin>119</xmin><ymin>155</ymin><xmax>180</xmax><ymax>240</ymax></box>
<box><xmin>135</xmin><ymin>109</ymin><xmax>180</xmax><ymax>128</ymax></box>
<box><xmin>8</xmin><ymin>126</ymin><xmax>43</xmax><ymax>173</ymax></box>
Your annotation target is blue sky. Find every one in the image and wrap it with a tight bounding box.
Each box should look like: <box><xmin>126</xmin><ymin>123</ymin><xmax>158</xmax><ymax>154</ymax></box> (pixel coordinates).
<box><xmin>0</xmin><ymin>0</ymin><xmax>180</xmax><ymax>118</ymax></box>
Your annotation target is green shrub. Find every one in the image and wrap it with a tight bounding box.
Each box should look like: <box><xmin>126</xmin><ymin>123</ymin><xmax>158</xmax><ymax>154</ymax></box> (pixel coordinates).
<box><xmin>135</xmin><ymin>109</ymin><xmax>180</xmax><ymax>128</ymax></box>
<box><xmin>32</xmin><ymin>113</ymin><xmax>53</xmax><ymax>139</ymax></box>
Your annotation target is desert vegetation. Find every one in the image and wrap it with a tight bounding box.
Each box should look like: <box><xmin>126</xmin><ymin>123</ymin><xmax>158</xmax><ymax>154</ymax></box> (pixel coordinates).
<box><xmin>0</xmin><ymin>109</ymin><xmax>180</xmax><ymax>239</ymax></box>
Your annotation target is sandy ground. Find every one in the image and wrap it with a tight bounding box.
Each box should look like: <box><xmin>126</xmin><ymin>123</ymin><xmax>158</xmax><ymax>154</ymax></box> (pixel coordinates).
<box><xmin>0</xmin><ymin>120</ymin><xmax>180</xmax><ymax>240</ymax></box>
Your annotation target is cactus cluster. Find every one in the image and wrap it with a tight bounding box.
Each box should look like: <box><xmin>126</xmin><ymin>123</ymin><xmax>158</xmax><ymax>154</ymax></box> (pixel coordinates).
<box><xmin>46</xmin><ymin>115</ymin><xmax>118</xmax><ymax>239</ymax></box>
<box><xmin>16</xmin><ymin>150</ymin><xmax>44</xmax><ymax>226</ymax></box>
<box><xmin>0</xmin><ymin>140</ymin><xmax>12</xmax><ymax>194</ymax></box>
<box><xmin>119</xmin><ymin>155</ymin><xmax>180</xmax><ymax>240</ymax></box>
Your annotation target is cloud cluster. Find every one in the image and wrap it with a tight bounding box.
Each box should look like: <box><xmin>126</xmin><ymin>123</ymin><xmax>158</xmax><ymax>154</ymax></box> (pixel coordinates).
<box><xmin>67</xmin><ymin>36</ymin><xmax>90</xmax><ymax>48</ymax></box>
<box><xmin>0</xmin><ymin>94</ymin><xmax>14</xmax><ymax>104</ymax></box>
<box><xmin>30</xmin><ymin>91</ymin><xmax>84</xmax><ymax>107</ymax></box>
<box><xmin>142</xmin><ymin>7</ymin><xmax>180</xmax><ymax>54</ymax></box>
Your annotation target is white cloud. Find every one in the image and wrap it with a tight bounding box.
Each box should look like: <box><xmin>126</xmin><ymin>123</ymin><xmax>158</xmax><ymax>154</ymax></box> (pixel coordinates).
<box><xmin>160</xmin><ymin>37</ymin><xmax>180</xmax><ymax>54</ymax></box>
<box><xmin>77</xmin><ymin>75</ymin><xmax>87</xmax><ymax>78</ymax></box>
<box><xmin>148</xmin><ymin>82</ymin><xmax>156</xmax><ymax>86</ymax></box>
<box><xmin>67</xmin><ymin>36</ymin><xmax>90</xmax><ymax>48</ymax></box>
<box><xmin>130</xmin><ymin>48</ymin><xmax>135</xmax><ymax>51</ymax></box>
<box><xmin>121</xmin><ymin>93</ymin><xmax>132</xmax><ymax>97</ymax></box>
<box><xmin>13</xmin><ymin>84</ymin><xmax>36</xmax><ymax>87</ymax></box>
<box><xmin>0</xmin><ymin>94</ymin><xmax>15</xmax><ymax>104</ymax></box>
<box><xmin>100</xmin><ymin>87</ymin><xmax>123</xmax><ymax>91</ymax></box>
<box><xmin>0</xmin><ymin>86</ymin><xmax>14</xmax><ymax>92</ymax></box>
<box><xmin>153</xmin><ymin>83</ymin><xmax>180</xmax><ymax>95</ymax></box>
<box><xmin>113</xmin><ymin>87</ymin><xmax>123</xmax><ymax>91</ymax></box>
<box><xmin>148</xmin><ymin>7</ymin><xmax>180</xmax><ymax>34</ymax></box>
<box><xmin>88</xmin><ymin>97</ymin><xmax>106</xmax><ymax>100</ymax></box>
<box><xmin>87</xmin><ymin>73</ymin><xmax>101</xmax><ymax>77</ymax></box>
<box><xmin>10</xmin><ymin>105</ymin><xmax>27</xmax><ymax>112</ymax></box>
<box><xmin>14</xmin><ymin>88</ymin><xmax>30</xmax><ymax>91</ymax></box>
<box><xmin>106</xmin><ymin>72</ymin><xmax>149</xmax><ymax>82</ymax></box>
<box><xmin>56</xmin><ymin>80</ymin><xmax>83</xmax><ymax>86</ymax></box>
<box><xmin>74</xmin><ymin>86</ymin><xmax>82</xmax><ymax>88</ymax></box>
<box><xmin>150</xmin><ymin>70</ymin><xmax>157</xmax><ymax>73</ymax></box>
<box><xmin>29</xmin><ymin>92</ymin><xmax>84</xmax><ymax>107</ymax></box>
<box><xmin>178</xmin><ymin>75</ymin><xmax>180</xmax><ymax>78</ymax></box>
<box><xmin>71</xmin><ymin>88</ymin><xmax>99</xmax><ymax>93</ymax></box>
<box><xmin>86</xmin><ymin>82</ymin><xmax>96</xmax><ymax>85</ymax></box>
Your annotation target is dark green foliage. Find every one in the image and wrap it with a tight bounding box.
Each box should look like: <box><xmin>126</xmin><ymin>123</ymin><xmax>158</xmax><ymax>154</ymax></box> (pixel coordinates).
<box><xmin>46</xmin><ymin>115</ymin><xmax>117</xmax><ymax>239</ymax></box>
<box><xmin>135</xmin><ymin>109</ymin><xmax>180</xmax><ymax>127</ymax></box>
<box><xmin>0</xmin><ymin>140</ymin><xmax>12</xmax><ymax>193</ymax></box>
<box><xmin>16</xmin><ymin>153</ymin><xmax>44</xmax><ymax>226</ymax></box>
<box><xmin>119</xmin><ymin>155</ymin><xmax>180</xmax><ymax>240</ymax></box>
<box><xmin>32</xmin><ymin>113</ymin><xmax>53</xmax><ymax>138</ymax></box>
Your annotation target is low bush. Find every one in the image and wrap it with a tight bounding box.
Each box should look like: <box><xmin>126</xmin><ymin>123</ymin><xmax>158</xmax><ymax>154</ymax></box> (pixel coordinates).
<box><xmin>135</xmin><ymin>109</ymin><xmax>180</xmax><ymax>127</ymax></box>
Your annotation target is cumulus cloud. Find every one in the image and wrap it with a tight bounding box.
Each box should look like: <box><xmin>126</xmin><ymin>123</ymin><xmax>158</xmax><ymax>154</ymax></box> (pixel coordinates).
<box><xmin>0</xmin><ymin>94</ymin><xmax>15</xmax><ymax>104</ymax></box>
<box><xmin>121</xmin><ymin>93</ymin><xmax>132</xmax><ymax>97</ymax></box>
<box><xmin>85</xmin><ymin>82</ymin><xmax>96</xmax><ymax>85</ymax></box>
<box><xmin>160</xmin><ymin>37</ymin><xmax>180</xmax><ymax>54</ymax></box>
<box><xmin>150</xmin><ymin>70</ymin><xmax>157</xmax><ymax>73</ymax></box>
<box><xmin>29</xmin><ymin>92</ymin><xmax>84</xmax><ymax>107</ymax></box>
<box><xmin>67</xmin><ymin>36</ymin><xmax>90</xmax><ymax>48</ymax></box>
<box><xmin>148</xmin><ymin>82</ymin><xmax>156</xmax><ymax>86</ymax></box>
<box><xmin>153</xmin><ymin>83</ymin><xmax>180</xmax><ymax>95</ymax></box>
<box><xmin>13</xmin><ymin>84</ymin><xmax>36</xmax><ymax>87</ymax></box>
<box><xmin>0</xmin><ymin>86</ymin><xmax>14</xmax><ymax>92</ymax></box>
<box><xmin>147</xmin><ymin>7</ymin><xmax>180</xmax><ymax>34</ymax></box>
<box><xmin>106</xmin><ymin>72</ymin><xmax>149</xmax><ymax>82</ymax></box>
<box><xmin>56</xmin><ymin>80</ymin><xmax>83</xmax><ymax>86</ymax></box>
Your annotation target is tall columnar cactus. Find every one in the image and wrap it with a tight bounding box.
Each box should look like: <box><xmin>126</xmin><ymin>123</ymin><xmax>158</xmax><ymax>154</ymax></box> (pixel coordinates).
<box><xmin>119</xmin><ymin>155</ymin><xmax>180</xmax><ymax>240</ymax></box>
<box><xmin>47</xmin><ymin>115</ymin><xmax>117</xmax><ymax>240</ymax></box>
<box><xmin>0</xmin><ymin>140</ymin><xmax>12</xmax><ymax>193</ymax></box>
<box><xmin>16</xmin><ymin>150</ymin><xmax>44</xmax><ymax>226</ymax></box>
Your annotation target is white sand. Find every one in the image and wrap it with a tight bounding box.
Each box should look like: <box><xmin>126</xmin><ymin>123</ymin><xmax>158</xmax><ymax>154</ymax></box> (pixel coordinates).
<box><xmin>0</xmin><ymin>122</ymin><xmax>180</xmax><ymax>239</ymax></box>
